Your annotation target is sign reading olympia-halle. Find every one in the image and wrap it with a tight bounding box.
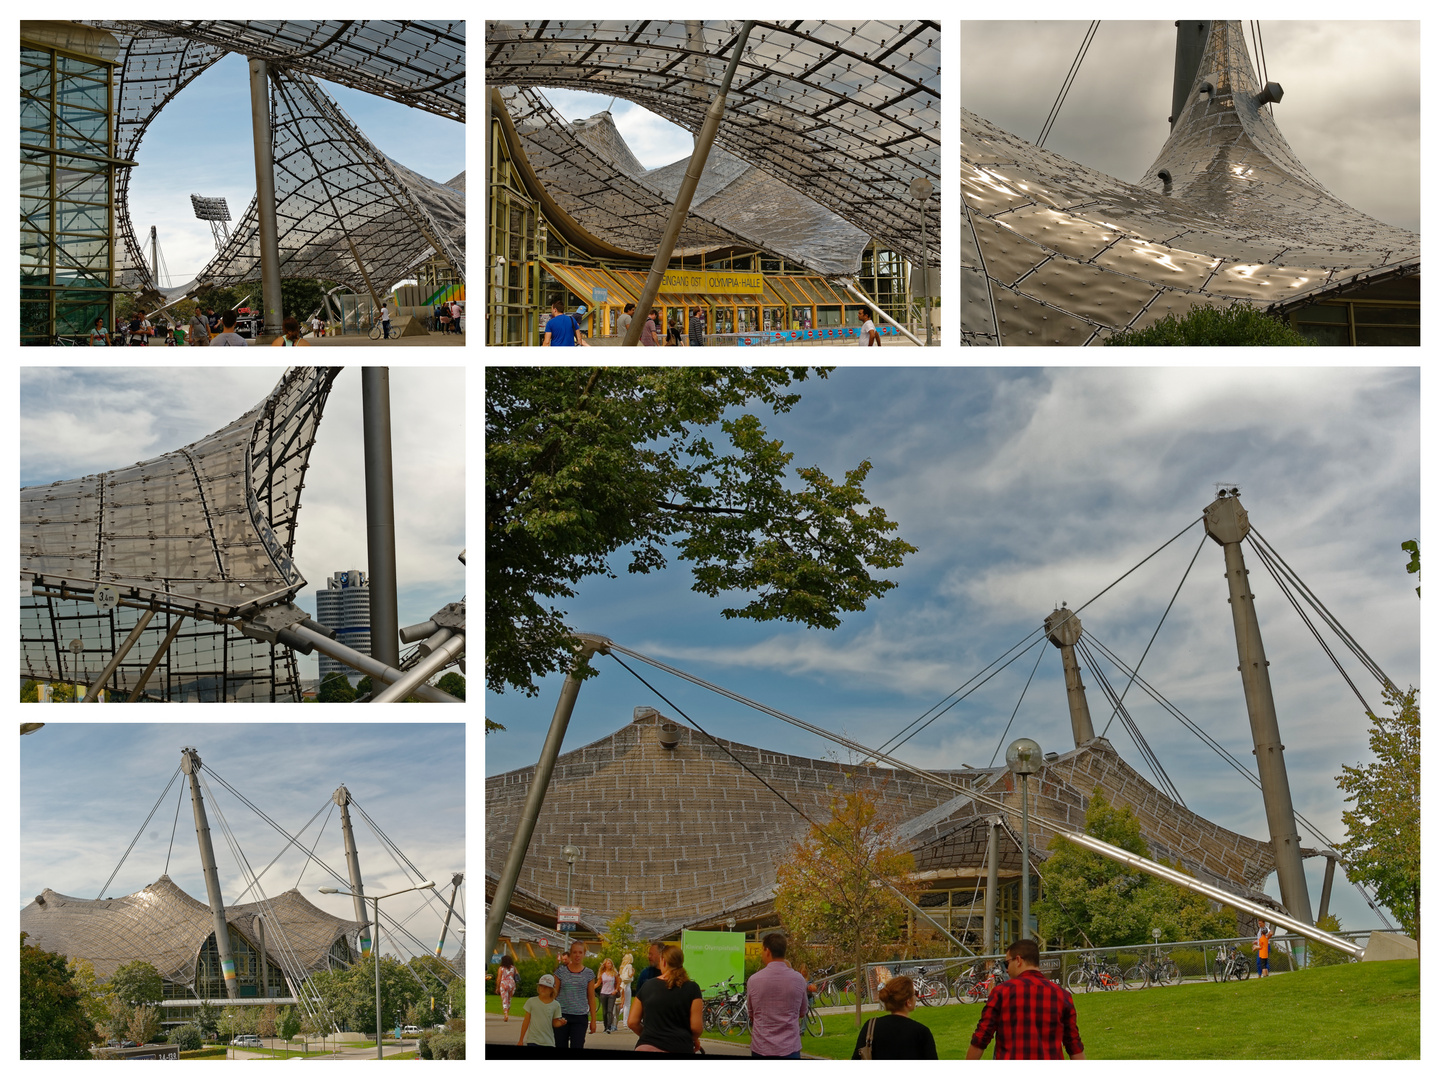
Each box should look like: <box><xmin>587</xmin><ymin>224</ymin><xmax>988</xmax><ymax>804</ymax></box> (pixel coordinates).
<box><xmin>659</xmin><ymin>270</ymin><xmax>764</xmax><ymax>295</ymax></box>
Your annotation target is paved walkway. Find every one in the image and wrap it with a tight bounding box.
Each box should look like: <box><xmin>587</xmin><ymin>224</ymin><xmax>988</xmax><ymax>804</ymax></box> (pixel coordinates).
<box><xmin>485</xmin><ymin>1014</ymin><xmax>755</xmax><ymax>1056</ymax></box>
<box><xmin>301</xmin><ymin>332</ymin><xmax>466</xmax><ymax>346</ymax></box>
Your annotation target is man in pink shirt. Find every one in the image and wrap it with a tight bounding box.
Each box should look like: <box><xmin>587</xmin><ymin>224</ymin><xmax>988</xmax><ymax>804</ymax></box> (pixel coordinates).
<box><xmin>746</xmin><ymin>932</ymin><xmax>809</xmax><ymax>1058</ymax></box>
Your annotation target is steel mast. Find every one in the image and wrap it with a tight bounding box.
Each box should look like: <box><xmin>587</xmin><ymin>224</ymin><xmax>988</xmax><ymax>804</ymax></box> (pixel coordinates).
<box><xmin>1203</xmin><ymin>490</ymin><xmax>1313</xmax><ymax>924</ymax></box>
<box><xmin>181</xmin><ymin>748</ymin><xmax>241</xmax><ymax>999</ymax></box>
<box><xmin>334</xmin><ymin>785</ymin><xmax>372</xmax><ymax>956</ymax></box>
<box><xmin>1045</xmin><ymin>606</ymin><xmax>1095</xmax><ymax>745</ymax></box>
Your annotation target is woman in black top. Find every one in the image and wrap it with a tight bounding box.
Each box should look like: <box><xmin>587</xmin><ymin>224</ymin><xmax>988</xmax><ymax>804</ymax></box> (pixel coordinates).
<box><xmin>852</xmin><ymin>975</ymin><xmax>938</xmax><ymax>1060</ymax></box>
<box><xmin>627</xmin><ymin>944</ymin><xmax>703</xmax><ymax>1054</ymax></box>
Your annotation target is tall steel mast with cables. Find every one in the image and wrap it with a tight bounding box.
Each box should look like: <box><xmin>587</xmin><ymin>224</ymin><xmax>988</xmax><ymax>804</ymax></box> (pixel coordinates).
<box><xmin>181</xmin><ymin>748</ymin><xmax>241</xmax><ymax>1000</ymax></box>
<box><xmin>334</xmin><ymin>785</ymin><xmax>372</xmax><ymax>957</ymax></box>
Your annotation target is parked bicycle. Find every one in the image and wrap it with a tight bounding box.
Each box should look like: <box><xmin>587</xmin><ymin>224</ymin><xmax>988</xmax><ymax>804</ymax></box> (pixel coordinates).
<box><xmin>1211</xmin><ymin>943</ymin><xmax>1251</xmax><ymax>982</ymax></box>
<box><xmin>955</xmin><ymin>959</ymin><xmax>1008</xmax><ymax>1004</ymax></box>
<box><xmin>1066</xmin><ymin>953</ymin><xmax>1130</xmax><ymax>993</ymax></box>
<box><xmin>802</xmin><ymin>996</ymin><xmax>823</xmax><ymax>1038</ymax></box>
<box><xmin>909</xmin><ymin>966</ymin><xmax>951</xmax><ymax>1007</ymax></box>
<box><xmin>1126</xmin><ymin>948</ymin><xmax>1180</xmax><ymax>988</ymax></box>
<box><xmin>701</xmin><ymin>976</ymin><xmax>747</xmax><ymax>1034</ymax></box>
<box><xmin>813</xmin><ymin>967</ymin><xmax>857</xmax><ymax>1008</ymax></box>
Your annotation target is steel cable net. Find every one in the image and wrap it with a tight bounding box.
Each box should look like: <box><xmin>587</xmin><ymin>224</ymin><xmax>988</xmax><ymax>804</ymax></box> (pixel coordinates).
<box><xmin>20</xmin><ymin>367</ymin><xmax>341</xmax><ymax>701</ymax></box>
<box><xmin>21</xmin><ymin>876</ymin><xmax>363</xmax><ymax>986</ymax></box>
<box><xmin>961</xmin><ymin>20</ymin><xmax>1419</xmax><ymax>346</ymax></box>
<box><xmin>486</xmin><ymin>20</ymin><xmax>940</xmax><ymax>262</ymax></box>
<box><xmin>196</xmin><ymin>71</ymin><xmax>465</xmax><ymax>292</ymax></box>
<box><xmin>86</xmin><ymin>20</ymin><xmax>464</xmax><ymax>296</ymax></box>
<box><xmin>500</xmin><ymin>87</ymin><xmax>872</xmax><ymax>274</ymax></box>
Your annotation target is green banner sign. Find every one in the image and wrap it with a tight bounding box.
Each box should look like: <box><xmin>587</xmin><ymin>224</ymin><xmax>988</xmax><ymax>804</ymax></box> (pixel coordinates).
<box><xmin>681</xmin><ymin>930</ymin><xmax>746</xmax><ymax>999</ymax></box>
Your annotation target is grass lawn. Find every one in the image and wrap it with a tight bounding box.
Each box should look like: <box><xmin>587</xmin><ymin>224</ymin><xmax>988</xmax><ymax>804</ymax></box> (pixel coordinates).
<box><xmin>787</xmin><ymin>961</ymin><xmax>1418</xmax><ymax>1059</ymax></box>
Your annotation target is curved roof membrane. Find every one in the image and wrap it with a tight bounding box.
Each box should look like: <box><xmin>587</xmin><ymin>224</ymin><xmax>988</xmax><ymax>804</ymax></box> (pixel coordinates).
<box><xmin>486</xmin><ymin>20</ymin><xmax>939</xmax><ymax>262</ymax></box>
<box><xmin>962</xmin><ymin>21</ymin><xmax>1419</xmax><ymax>346</ymax></box>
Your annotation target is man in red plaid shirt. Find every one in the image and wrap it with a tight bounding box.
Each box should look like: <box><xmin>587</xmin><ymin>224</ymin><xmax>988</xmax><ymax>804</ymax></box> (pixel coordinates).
<box><xmin>966</xmin><ymin>939</ymin><xmax>1086</xmax><ymax>1059</ymax></box>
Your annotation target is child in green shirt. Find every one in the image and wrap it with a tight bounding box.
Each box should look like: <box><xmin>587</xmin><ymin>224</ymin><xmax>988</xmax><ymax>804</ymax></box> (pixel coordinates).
<box><xmin>518</xmin><ymin>974</ymin><xmax>566</xmax><ymax>1047</ymax></box>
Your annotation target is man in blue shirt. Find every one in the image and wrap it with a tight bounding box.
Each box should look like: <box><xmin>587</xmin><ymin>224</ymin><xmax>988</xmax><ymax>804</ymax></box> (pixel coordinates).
<box><xmin>542</xmin><ymin>299</ymin><xmax>586</xmax><ymax>346</ymax></box>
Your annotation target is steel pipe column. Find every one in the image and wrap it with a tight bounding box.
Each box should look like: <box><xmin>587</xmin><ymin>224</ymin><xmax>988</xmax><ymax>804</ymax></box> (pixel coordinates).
<box><xmin>334</xmin><ymin>785</ymin><xmax>371</xmax><ymax>955</ymax></box>
<box><xmin>623</xmin><ymin>21</ymin><xmax>755</xmax><ymax>346</ymax></box>
<box><xmin>362</xmin><ymin>369</ymin><xmax>399</xmax><ymax>669</ymax></box>
<box><xmin>983</xmin><ymin>817</ymin><xmax>1000</xmax><ymax>953</ymax></box>
<box><xmin>248</xmin><ymin>58</ymin><xmax>284</xmax><ymax>339</ymax></box>
<box><xmin>485</xmin><ymin>635</ymin><xmax>607</xmax><ymax>962</ymax></box>
<box><xmin>82</xmin><ymin>608</ymin><xmax>156</xmax><ymax>701</ymax></box>
<box><xmin>181</xmin><ymin>749</ymin><xmax>240</xmax><ymax>999</ymax></box>
<box><xmin>1204</xmin><ymin>493</ymin><xmax>1313</xmax><ymax>924</ymax></box>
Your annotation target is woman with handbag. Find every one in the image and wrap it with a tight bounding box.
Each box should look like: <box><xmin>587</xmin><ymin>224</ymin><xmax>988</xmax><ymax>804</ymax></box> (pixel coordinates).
<box><xmin>852</xmin><ymin>976</ymin><xmax>937</xmax><ymax>1060</ymax></box>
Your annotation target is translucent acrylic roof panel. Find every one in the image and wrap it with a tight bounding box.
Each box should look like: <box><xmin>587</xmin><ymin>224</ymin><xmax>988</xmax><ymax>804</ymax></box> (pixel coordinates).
<box><xmin>107</xmin><ymin>20</ymin><xmax>465</xmax><ymax>120</ymax></box>
<box><xmin>22</xmin><ymin>367</ymin><xmax>340</xmax><ymax>619</ymax></box>
<box><xmin>197</xmin><ymin>74</ymin><xmax>465</xmax><ymax>292</ymax></box>
<box><xmin>961</xmin><ymin>27</ymin><xmax>1418</xmax><ymax>347</ymax></box>
<box><xmin>487</xmin><ymin>20</ymin><xmax>940</xmax><ymax>263</ymax></box>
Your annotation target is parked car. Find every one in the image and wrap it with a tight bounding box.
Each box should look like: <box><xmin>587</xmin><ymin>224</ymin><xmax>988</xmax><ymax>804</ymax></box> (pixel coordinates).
<box><xmin>402</xmin><ymin>1025</ymin><xmax>422</xmax><ymax>1035</ymax></box>
<box><xmin>231</xmin><ymin>1034</ymin><xmax>264</xmax><ymax>1047</ymax></box>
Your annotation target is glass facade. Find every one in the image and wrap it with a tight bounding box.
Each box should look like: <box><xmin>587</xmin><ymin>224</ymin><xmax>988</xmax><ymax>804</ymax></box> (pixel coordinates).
<box><xmin>21</xmin><ymin>33</ymin><xmax>122</xmax><ymax>344</ymax></box>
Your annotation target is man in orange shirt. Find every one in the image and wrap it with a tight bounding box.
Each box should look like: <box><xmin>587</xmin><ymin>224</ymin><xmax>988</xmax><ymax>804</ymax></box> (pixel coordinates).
<box><xmin>1255</xmin><ymin>922</ymin><xmax>1273</xmax><ymax>978</ymax></box>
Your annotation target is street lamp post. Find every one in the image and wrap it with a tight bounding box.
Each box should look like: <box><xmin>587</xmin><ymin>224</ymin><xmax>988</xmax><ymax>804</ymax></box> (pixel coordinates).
<box><xmin>1006</xmin><ymin>738</ymin><xmax>1042</xmax><ymax>941</ymax></box>
<box><xmin>320</xmin><ymin>880</ymin><xmax>434</xmax><ymax>1060</ymax></box>
<box><xmin>908</xmin><ymin>177</ymin><xmax>934</xmax><ymax>345</ymax></box>
<box><xmin>562</xmin><ymin>843</ymin><xmax>580</xmax><ymax>950</ymax></box>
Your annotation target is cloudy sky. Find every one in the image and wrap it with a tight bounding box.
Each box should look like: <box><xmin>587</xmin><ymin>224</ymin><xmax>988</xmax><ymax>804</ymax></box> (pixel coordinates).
<box><xmin>485</xmin><ymin>367</ymin><xmax>1419</xmax><ymax>933</ymax></box>
<box><xmin>19</xmin><ymin>366</ymin><xmax>466</xmax><ymax>683</ymax></box>
<box><xmin>20</xmin><ymin>723</ymin><xmax>465</xmax><ymax>961</ymax></box>
<box><xmin>129</xmin><ymin>51</ymin><xmax>465</xmax><ymax>288</ymax></box>
<box><xmin>961</xmin><ymin>21</ymin><xmax>1419</xmax><ymax>232</ymax></box>
<box><xmin>540</xmin><ymin>88</ymin><xmax>695</xmax><ymax>171</ymax></box>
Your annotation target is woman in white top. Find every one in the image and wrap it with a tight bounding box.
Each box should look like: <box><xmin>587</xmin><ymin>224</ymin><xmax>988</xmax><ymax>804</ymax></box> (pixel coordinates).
<box><xmin>618</xmin><ymin>953</ymin><xmax>635</xmax><ymax>1026</ymax></box>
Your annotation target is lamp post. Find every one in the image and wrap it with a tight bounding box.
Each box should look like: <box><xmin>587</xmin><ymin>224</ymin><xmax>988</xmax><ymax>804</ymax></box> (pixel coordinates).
<box><xmin>1006</xmin><ymin>738</ymin><xmax>1042</xmax><ymax>941</ymax></box>
<box><xmin>908</xmin><ymin>176</ymin><xmax>934</xmax><ymax>345</ymax></box>
<box><xmin>320</xmin><ymin>880</ymin><xmax>434</xmax><ymax>1059</ymax></box>
<box><xmin>562</xmin><ymin>843</ymin><xmax>580</xmax><ymax>950</ymax></box>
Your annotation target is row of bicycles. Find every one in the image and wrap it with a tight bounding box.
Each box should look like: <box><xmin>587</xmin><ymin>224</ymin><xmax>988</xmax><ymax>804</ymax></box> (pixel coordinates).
<box><xmin>701</xmin><ymin>976</ymin><xmax>824</xmax><ymax>1038</ymax></box>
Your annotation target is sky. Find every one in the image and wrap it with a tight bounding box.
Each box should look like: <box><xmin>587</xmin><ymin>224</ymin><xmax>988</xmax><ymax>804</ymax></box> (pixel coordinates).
<box><xmin>19</xmin><ymin>723</ymin><xmax>465</xmax><ymax>962</ymax></box>
<box><xmin>485</xmin><ymin>367</ymin><xmax>1420</xmax><ymax>935</ymax></box>
<box><xmin>961</xmin><ymin>21</ymin><xmax>1420</xmax><ymax>233</ymax></box>
<box><xmin>19</xmin><ymin>366</ymin><xmax>466</xmax><ymax>683</ymax></box>
<box><xmin>128</xmin><ymin>51</ymin><xmax>466</xmax><ymax>288</ymax></box>
<box><xmin>538</xmin><ymin>88</ymin><xmax>695</xmax><ymax>171</ymax></box>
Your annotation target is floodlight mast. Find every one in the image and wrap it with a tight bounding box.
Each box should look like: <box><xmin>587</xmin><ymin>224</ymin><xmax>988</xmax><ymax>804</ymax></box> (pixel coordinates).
<box><xmin>181</xmin><ymin>748</ymin><xmax>241</xmax><ymax>999</ymax></box>
<box><xmin>248</xmin><ymin>57</ymin><xmax>285</xmax><ymax>339</ymax></box>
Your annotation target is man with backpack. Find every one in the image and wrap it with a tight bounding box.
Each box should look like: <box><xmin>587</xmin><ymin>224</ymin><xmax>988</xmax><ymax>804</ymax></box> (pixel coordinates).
<box><xmin>541</xmin><ymin>298</ymin><xmax>587</xmax><ymax>346</ymax></box>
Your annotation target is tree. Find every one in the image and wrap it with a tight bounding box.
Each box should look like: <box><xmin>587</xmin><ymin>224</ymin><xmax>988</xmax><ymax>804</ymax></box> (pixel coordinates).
<box><xmin>318</xmin><ymin>672</ymin><xmax>356</xmax><ymax>702</ymax></box>
<box><xmin>171</xmin><ymin>1023</ymin><xmax>205</xmax><ymax>1052</ymax></box>
<box><xmin>435</xmin><ymin>672</ymin><xmax>465</xmax><ymax>700</ymax></box>
<box><xmin>487</xmin><ymin>368</ymin><xmax>916</xmax><ymax>696</ymax></box>
<box><xmin>194</xmin><ymin>1000</ymin><xmax>221</xmax><ymax>1039</ymax></box>
<box><xmin>1104</xmin><ymin>303</ymin><xmax>1317</xmax><ymax>346</ymax></box>
<box><xmin>258</xmin><ymin>1002</ymin><xmax>278</xmax><ymax>1039</ymax></box>
<box><xmin>773</xmin><ymin>779</ymin><xmax>916</xmax><ymax>1027</ymax></box>
<box><xmin>66</xmin><ymin>957</ymin><xmax>107</xmax><ymax>1044</ymax></box>
<box><xmin>597</xmin><ymin>909</ymin><xmax>646</xmax><ymax>973</ymax></box>
<box><xmin>126</xmin><ymin>1004</ymin><xmax>160</xmax><ymax>1045</ymax></box>
<box><xmin>107</xmin><ymin>960</ymin><xmax>164</xmax><ymax>1009</ymax></box>
<box><xmin>1402</xmin><ymin>539</ymin><xmax>1419</xmax><ymax>597</ymax></box>
<box><xmin>1336</xmin><ymin>685</ymin><xmax>1419</xmax><ymax>942</ymax></box>
<box><xmin>1138</xmin><ymin>859</ymin><xmax>1238</xmax><ymax>943</ymax></box>
<box><xmin>21</xmin><ymin>933</ymin><xmax>95</xmax><ymax>1059</ymax></box>
<box><xmin>1033</xmin><ymin>788</ymin><xmax>1158</xmax><ymax>948</ymax></box>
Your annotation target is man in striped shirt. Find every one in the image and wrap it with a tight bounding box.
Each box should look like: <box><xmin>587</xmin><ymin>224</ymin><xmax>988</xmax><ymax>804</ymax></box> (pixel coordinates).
<box><xmin>554</xmin><ymin>941</ymin><xmax>597</xmax><ymax>1050</ymax></box>
<box><xmin>966</xmin><ymin>939</ymin><xmax>1085</xmax><ymax>1060</ymax></box>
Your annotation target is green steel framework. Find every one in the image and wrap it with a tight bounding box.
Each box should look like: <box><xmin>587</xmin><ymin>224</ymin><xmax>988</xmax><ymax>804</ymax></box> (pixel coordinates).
<box><xmin>20</xmin><ymin>33</ymin><xmax>132</xmax><ymax>344</ymax></box>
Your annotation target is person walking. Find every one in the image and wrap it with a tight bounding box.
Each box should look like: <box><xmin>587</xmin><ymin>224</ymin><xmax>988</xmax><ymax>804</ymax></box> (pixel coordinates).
<box><xmin>851</xmin><ymin>975</ymin><xmax>938</xmax><ymax>1059</ymax></box>
<box><xmin>88</xmin><ymin>317</ymin><xmax>110</xmax><ymax>346</ymax></box>
<box><xmin>208</xmin><ymin>309</ymin><xmax>249</xmax><ymax>346</ymax></box>
<box><xmin>597</xmin><ymin>957</ymin><xmax>620</xmax><ymax>1033</ymax></box>
<box><xmin>627</xmin><ymin>944</ymin><xmax>702</xmax><ymax>1054</ymax></box>
<box><xmin>518</xmin><ymin>973</ymin><xmax>566</xmax><ymax>1048</ymax></box>
<box><xmin>541</xmin><ymin>299</ymin><xmax>586</xmax><ymax>346</ymax></box>
<box><xmin>618</xmin><ymin>952</ymin><xmax>636</xmax><ymax>1022</ymax></box>
<box><xmin>632</xmin><ymin>941</ymin><xmax>665</xmax><ymax>999</ymax></box>
<box><xmin>616</xmin><ymin>303</ymin><xmax>635</xmax><ymax>340</ymax></box>
<box><xmin>553</xmin><ymin>941</ymin><xmax>597</xmax><ymax>1050</ymax></box>
<box><xmin>746</xmin><ymin>932</ymin><xmax>809</xmax><ymax>1059</ymax></box>
<box><xmin>859</xmin><ymin>306</ymin><xmax>881</xmax><ymax>346</ymax></box>
<box><xmin>496</xmin><ymin>955</ymin><xmax>519</xmax><ymax>1021</ymax></box>
<box><xmin>640</xmin><ymin>309</ymin><xmax>661</xmax><ymax>346</ymax></box>
<box><xmin>689</xmin><ymin>308</ymin><xmax>706</xmax><ymax>347</ymax></box>
<box><xmin>450</xmin><ymin>300</ymin><xmax>461</xmax><ymax>334</ymax></box>
<box><xmin>270</xmin><ymin>316</ymin><xmax>312</xmax><ymax>346</ymax></box>
<box><xmin>1255</xmin><ymin>922</ymin><xmax>1273</xmax><ymax>978</ymax></box>
<box><xmin>188</xmin><ymin>309</ymin><xmax>211</xmax><ymax>346</ymax></box>
<box><xmin>966</xmin><ymin>939</ymin><xmax>1085</xmax><ymax>1060</ymax></box>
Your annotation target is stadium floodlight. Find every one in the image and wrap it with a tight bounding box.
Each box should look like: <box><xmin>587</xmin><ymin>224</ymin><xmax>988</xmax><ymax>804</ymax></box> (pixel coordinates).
<box><xmin>191</xmin><ymin>194</ymin><xmax>233</xmax><ymax>250</ymax></box>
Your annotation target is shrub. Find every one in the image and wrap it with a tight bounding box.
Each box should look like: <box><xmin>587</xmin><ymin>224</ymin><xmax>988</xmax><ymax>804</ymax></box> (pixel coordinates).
<box><xmin>170</xmin><ymin>1024</ymin><xmax>204</xmax><ymax>1052</ymax></box>
<box><xmin>1104</xmin><ymin>303</ymin><xmax>1316</xmax><ymax>346</ymax></box>
<box><xmin>429</xmin><ymin>1032</ymin><xmax>465</xmax><ymax>1060</ymax></box>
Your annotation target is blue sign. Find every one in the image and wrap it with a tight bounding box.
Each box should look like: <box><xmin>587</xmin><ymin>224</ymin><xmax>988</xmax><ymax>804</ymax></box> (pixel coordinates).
<box><xmin>737</xmin><ymin>326</ymin><xmax>902</xmax><ymax>346</ymax></box>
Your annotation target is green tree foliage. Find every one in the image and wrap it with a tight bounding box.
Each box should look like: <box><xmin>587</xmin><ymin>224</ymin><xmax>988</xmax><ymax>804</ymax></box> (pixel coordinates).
<box><xmin>1104</xmin><ymin>302</ymin><xmax>1316</xmax><ymax>346</ymax></box>
<box><xmin>1336</xmin><ymin>686</ymin><xmax>1420</xmax><ymax>942</ymax></box>
<box><xmin>258</xmin><ymin>1002</ymin><xmax>279</xmax><ymax>1038</ymax></box>
<box><xmin>126</xmin><ymin>1004</ymin><xmax>160</xmax><ymax>1045</ymax></box>
<box><xmin>318</xmin><ymin>672</ymin><xmax>356</xmax><ymax>702</ymax></box>
<box><xmin>21</xmin><ymin>933</ymin><xmax>95</xmax><ymax>1059</ymax></box>
<box><xmin>1309</xmin><ymin>913</ymin><xmax>1352</xmax><ymax>967</ymax></box>
<box><xmin>171</xmin><ymin>1023</ymin><xmax>205</xmax><ymax>1052</ymax></box>
<box><xmin>194</xmin><ymin>1000</ymin><xmax>221</xmax><ymax>1038</ymax></box>
<box><xmin>487</xmin><ymin>367</ymin><xmax>916</xmax><ymax>696</ymax></box>
<box><xmin>277</xmin><ymin>1005</ymin><xmax>302</xmax><ymax>1044</ymax></box>
<box><xmin>773</xmin><ymin>779</ymin><xmax>916</xmax><ymax>1027</ymax></box>
<box><xmin>435</xmin><ymin>672</ymin><xmax>465</xmax><ymax>699</ymax></box>
<box><xmin>22</xmin><ymin>680</ymin><xmax>79</xmax><ymax>702</ymax></box>
<box><xmin>1139</xmin><ymin>859</ymin><xmax>1239</xmax><ymax>943</ymax></box>
<box><xmin>1401</xmin><ymin>539</ymin><xmax>1419</xmax><ymax>597</ymax></box>
<box><xmin>107</xmin><ymin>959</ymin><xmax>164</xmax><ymax>1008</ymax></box>
<box><xmin>65</xmin><ymin>957</ymin><xmax>106</xmax><ymax>1043</ymax></box>
<box><xmin>310</xmin><ymin>955</ymin><xmax>432</xmax><ymax>1034</ymax></box>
